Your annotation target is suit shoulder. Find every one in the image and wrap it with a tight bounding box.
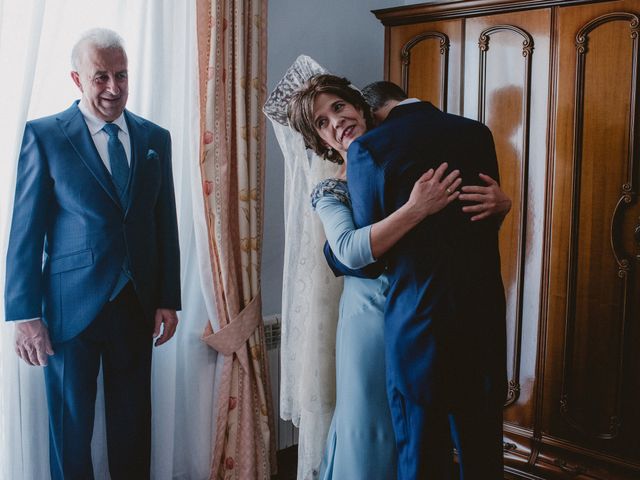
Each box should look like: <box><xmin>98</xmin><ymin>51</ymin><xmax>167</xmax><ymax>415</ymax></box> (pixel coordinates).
<box><xmin>28</xmin><ymin>113</ymin><xmax>58</xmax><ymax>126</ymax></box>
<box><xmin>25</xmin><ymin>109</ymin><xmax>76</xmax><ymax>139</ymax></box>
<box><xmin>28</xmin><ymin>108</ymin><xmax>72</xmax><ymax>129</ymax></box>
<box><xmin>126</xmin><ymin>110</ymin><xmax>170</xmax><ymax>137</ymax></box>
<box><xmin>29</xmin><ymin>102</ymin><xmax>85</xmax><ymax>126</ymax></box>
<box><xmin>399</xmin><ymin>101</ymin><xmax>489</xmax><ymax>134</ymax></box>
<box><xmin>442</xmin><ymin>111</ymin><xmax>491</xmax><ymax>133</ymax></box>
<box><xmin>356</xmin><ymin>119</ymin><xmax>396</xmax><ymax>149</ymax></box>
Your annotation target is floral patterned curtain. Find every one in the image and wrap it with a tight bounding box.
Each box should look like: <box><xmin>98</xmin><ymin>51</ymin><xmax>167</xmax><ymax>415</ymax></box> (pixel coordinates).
<box><xmin>196</xmin><ymin>0</ymin><xmax>276</xmax><ymax>478</ymax></box>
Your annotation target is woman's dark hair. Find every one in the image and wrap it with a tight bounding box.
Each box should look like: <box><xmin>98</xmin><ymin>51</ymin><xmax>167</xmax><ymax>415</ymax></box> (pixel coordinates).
<box><xmin>287</xmin><ymin>74</ymin><xmax>374</xmax><ymax>164</ymax></box>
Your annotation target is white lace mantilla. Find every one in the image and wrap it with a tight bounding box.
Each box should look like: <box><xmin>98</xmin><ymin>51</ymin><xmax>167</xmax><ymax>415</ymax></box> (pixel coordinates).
<box><xmin>263</xmin><ymin>56</ymin><xmax>343</xmax><ymax>480</ymax></box>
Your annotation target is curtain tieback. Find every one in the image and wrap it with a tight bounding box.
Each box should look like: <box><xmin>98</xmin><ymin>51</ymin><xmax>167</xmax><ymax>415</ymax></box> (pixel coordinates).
<box><xmin>202</xmin><ymin>293</ymin><xmax>262</xmax><ymax>358</ymax></box>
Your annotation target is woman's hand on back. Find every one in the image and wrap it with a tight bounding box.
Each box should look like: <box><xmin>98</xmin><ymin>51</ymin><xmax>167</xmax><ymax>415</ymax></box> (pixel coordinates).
<box><xmin>369</xmin><ymin>162</ymin><xmax>460</xmax><ymax>259</ymax></box>
<box><xmin>404</xmin><ymin>162</ymin><xmax>461</xmax><ymax>223</ymax></box>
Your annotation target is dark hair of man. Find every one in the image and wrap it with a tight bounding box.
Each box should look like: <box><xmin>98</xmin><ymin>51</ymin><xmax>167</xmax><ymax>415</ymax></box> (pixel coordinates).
<box><xmin>362</xmin><ymin>81</ymin><xmax>408</xmax><ymax>112</ymax></box>
<box><xmin>287</xmin><ymin>74</ymin><xmax>374</xmax><ymax>164</ymax></box>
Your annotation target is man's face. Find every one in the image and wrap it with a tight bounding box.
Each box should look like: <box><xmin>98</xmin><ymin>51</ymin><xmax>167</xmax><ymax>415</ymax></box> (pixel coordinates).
<box><xmin>371</xmin><ymin>109</ymin><xmax>384</xmax><ymax>126</ymax></box>
<box><xmin>313</xmin><ymin>92</ymin><xmax>367</xmax><ymax>157</ymax></box>
<box><xmin>371</xmin><ymin>102</ymin><xmax>393</xmax><ymax>125</ymax></box>
<box><xmin>71</xmin><ymin>45</ymin><xmax>128</xmax><ymax>122</ymax></box>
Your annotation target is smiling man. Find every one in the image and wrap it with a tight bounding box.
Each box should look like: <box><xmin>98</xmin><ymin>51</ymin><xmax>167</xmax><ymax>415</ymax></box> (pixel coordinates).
<box><xmin>4</xmin><ymin>28</ymin><xmax>181</xmax><ymax>479</ymax></box>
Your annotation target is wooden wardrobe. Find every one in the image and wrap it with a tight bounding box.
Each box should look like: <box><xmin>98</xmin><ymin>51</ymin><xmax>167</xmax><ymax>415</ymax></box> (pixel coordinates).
<box><xmin>374</xmin><ymin>0</ymin><xmax>640</xmax><ymax>478</ymax></box>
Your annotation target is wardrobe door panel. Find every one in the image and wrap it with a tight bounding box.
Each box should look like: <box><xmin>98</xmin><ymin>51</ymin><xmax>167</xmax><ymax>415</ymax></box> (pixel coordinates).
<box><xmin>388</xmin><ymin>20</ymin><xmax>463</xmax><ymax>114</ymax></box>
<box><xmin>376</xmin><ymin>1</ymin><xmax>640</xmax><ymax>477</ymax></box>
<box><xmin>546</xmin><ymin>0</ymin><xmax>640</xmax><ymax>469</ymax></box>
<box><xmin>464</xmin><ymin>10</ymin><xmax>551</xmax><ymax>440</ymax></box>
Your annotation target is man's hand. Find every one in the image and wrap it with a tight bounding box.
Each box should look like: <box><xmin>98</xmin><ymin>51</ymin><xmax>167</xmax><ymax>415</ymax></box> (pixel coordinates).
<box><xmin>459</xmin><ymin>173</ymin><xmax>512</xmax><ymax>221</ymax></box>
<box><xmin>153</xmin><ymin>308</ymin><xmax>179</xmax><ymax>347</ymax></box>
<box><xmin>14</xmin><ymin>319</ymin><xmax>54</xmax><ymax>366</ymax></box>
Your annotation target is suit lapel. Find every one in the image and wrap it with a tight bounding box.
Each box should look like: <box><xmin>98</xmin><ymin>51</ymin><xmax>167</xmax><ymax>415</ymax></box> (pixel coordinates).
<box><xmin>58</xmin><ymin>103</ymin><xmax>122</xmax><ymax>209</ymax></box>
<box><xmin>123</xmin><ymin>110</ymin><xmax>149</xmax><ymax>218</ymax></box>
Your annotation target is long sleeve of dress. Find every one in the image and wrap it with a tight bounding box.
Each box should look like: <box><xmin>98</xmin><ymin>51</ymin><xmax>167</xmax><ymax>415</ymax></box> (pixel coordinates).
<box><xmin>314</xmin><ymin>194</ymin><xmax>375</xmax><ymax>270</ymax></box>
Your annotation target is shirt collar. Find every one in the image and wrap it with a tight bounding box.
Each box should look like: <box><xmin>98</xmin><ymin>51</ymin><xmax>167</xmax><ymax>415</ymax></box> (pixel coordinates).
<box><xmin>398</xmin><ymin>98</ymin><xmax>420</xmax><ymax>106</ymax></box>
<box><xmin>78</xmin><ymin>99</ymin><xmax>129</xmax><ymax>137</ymax></box>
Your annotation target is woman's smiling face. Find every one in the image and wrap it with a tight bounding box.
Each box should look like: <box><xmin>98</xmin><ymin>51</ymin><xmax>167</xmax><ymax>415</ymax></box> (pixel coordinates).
<box><xmin>312</xmin><ymin>93</ymin><xmax>367</xmax><ymax>158</ymax></box>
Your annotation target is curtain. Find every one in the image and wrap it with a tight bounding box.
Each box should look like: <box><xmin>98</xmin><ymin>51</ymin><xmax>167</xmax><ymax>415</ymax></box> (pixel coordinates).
<box><xmin>263</xmin><ymin>56</ymin><xmax>344</xmax><ymax>480</ymax></box>
<box><xmin>0</xmin><ymin>1</ymin><xmax>216</xmax><ymax>478</ymax></box>
<box><xmin>195</xmin><ymin>0</ymin><xmax>276</xmax><ymax>478</ymax></box>
<box><xmin>0</xmin><ymin>3</ymin><xmax>48</xmax><ymax>478</ymax></box>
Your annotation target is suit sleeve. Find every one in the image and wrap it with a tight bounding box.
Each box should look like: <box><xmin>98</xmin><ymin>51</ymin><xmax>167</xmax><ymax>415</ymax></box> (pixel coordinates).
<box><xmin>347</xmin><ymin>140</ymin><xmax>386</xmax><ymax>229</ymax></box>
<box><xmin>479</xmin><ymin>124</ymin><xmax>500</xmax><ymax>185</ymax></box>
<box><xmin>155</xmin><ymin>132</ymin><xmax>181</xmax><ymax>310</ymax></box>
<box><xmin>4</xmin><ymin>123</ymin><xmax>52</xmax><ymax>321</ymax></box>
<box><xmin>345</xmin><ymin>140</ymin><xmax>387</xmax><ymax>273</ymax></box>
<box><xmin>476</xmin><ymin>124</ymin><xmax>502</xmax><ymax>231</ymax></box>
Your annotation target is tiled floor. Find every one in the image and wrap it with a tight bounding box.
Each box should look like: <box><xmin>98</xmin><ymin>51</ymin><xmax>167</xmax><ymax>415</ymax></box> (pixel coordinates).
<box><xmin>272</xmin><ymin>446</ymin><xmax>297</xmax><ymax>480</ymax></box>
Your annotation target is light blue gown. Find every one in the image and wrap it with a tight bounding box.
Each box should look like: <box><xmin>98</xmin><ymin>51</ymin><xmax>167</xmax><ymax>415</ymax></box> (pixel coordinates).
<box><xmin>311</xmin><ymin>179</ymin><xmax>397</xmax><ymax>480</ymax></box>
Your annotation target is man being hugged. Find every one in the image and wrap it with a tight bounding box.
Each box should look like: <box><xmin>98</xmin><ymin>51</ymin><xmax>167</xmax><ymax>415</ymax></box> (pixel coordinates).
<box><xmin>347</xmin><ymin>81</ymin><xmax>508</xmax><ymax>479</ymax></box>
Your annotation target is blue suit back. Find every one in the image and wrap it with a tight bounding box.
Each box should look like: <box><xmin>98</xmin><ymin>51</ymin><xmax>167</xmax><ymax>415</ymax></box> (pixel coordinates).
<box><xmin>347</xmin><ymin>102</ymin><xmax>506</xmax><ymax>405</ymax></box>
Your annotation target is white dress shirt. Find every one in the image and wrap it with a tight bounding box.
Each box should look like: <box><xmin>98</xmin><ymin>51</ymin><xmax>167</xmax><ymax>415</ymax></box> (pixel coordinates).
<box><xmin>398</xmin><ymin>97</ymin><xmax>421</xmax><ymax>106</ymax></box>
<box><xmin>78</xmin><ymin>100</ymin><xmax>131</xmax><ymax>170</ymax></box>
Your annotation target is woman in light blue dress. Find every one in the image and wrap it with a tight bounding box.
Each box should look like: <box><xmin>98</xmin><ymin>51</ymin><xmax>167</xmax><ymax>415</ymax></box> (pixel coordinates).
<box><xmin>288</xmin><ymin>76</ymin><xmax>462</xmax><ymax>479</ymax></box>
<box><xmin>288</xmin><ymin>74</ymin><xmax>509</xmax><ymax>479</ymax></box>
<box><xmin>313</xmin><ymin>179</ymin><xmax>395</xmax><ymax>479</ymax></box>
<box><xmin>311</xmin><ymin>176</ymin><xmax>455</xmax><ymax>479</ymax></box>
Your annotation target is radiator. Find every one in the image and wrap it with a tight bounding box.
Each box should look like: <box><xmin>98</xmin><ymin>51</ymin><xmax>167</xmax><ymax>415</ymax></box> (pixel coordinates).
<box><xmin>264</xmin><ymin>314</ymin><xmax>299</xmax><ymax>450</ymax></box>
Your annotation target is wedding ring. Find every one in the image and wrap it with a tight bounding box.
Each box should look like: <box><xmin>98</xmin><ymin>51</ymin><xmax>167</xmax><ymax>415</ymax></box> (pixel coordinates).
<box><xmin>446</xmin><ymin>187</ymin><xmax>452</xmax><ymax>194</ymax></box>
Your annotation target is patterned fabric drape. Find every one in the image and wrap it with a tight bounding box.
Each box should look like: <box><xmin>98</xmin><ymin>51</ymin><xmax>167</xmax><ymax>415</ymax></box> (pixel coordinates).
<box><xmin>196</xmin><ymin>1</ymin><xmax>276</xmax><ymax>478</ymax></box>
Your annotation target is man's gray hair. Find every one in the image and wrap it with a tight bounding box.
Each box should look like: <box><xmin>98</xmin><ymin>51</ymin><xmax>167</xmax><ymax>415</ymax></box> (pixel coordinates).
<box><xmin>71</xmin><ymin>28</ymin><xmax>126</xmax><ymax>70</ymax></box>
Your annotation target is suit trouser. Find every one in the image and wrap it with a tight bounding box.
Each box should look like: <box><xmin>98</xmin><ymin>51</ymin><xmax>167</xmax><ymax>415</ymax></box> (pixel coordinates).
<box><xmin>388</xmin><ymin>385</ymin><xmax>504</xmax><ymax>479</ymax></box>
<box><xmin>44</xmin><ymin>284</ymin><xmax>152</xmax><ymax>480</ymax></box>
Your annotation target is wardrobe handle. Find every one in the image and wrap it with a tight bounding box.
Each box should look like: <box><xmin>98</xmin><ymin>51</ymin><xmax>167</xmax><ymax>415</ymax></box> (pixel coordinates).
<box><xmin>610</xmin><ymin>187</ymin><xmax>633</xmax><ymax>275</ymax></box>
<box><xmin>553</xmin><ymin>458</ymin><xmax>586</xmax><ymax>475</ymax></box>
<box><xmin>503</xmin><ymin>442</ymin><xmax>517</xmax><ymax>452</ymax></box>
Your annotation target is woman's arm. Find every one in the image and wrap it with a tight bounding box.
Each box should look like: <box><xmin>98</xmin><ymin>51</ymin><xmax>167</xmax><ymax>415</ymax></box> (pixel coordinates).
<box><xmin>369</xmin><ymin>162</ymin><xmax>460</xmax><ymax>259</ymax></box>
<box><xmin>314</xmin><ymin>196</ymin><xmax>376</xmax><ymax>269</ymax></box>
<box><xmin>314</xmin><ymin>163</ymin><xmax>460</xmax><ymax>269</ymax></box>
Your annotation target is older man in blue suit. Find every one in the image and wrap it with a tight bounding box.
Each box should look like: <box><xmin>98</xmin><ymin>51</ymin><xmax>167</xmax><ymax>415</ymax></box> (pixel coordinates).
<box><xmin>4</xmin><ymin>28</ymin><xmax>181</xmax><ymax>479</ymax></box>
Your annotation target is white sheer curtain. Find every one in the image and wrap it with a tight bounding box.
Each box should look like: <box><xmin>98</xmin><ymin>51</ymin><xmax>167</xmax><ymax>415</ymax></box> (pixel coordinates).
<box><xmin>0</xmin><ymin>1</ymin><xmax>217</xmax><ymax>479</ymax></box>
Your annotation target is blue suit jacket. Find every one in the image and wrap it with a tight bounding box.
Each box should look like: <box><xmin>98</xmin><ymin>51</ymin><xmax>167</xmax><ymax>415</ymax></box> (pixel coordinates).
<box><xmin>4</xmin><ymin>102</ymin><xmax>181</xmax><ymax>343</ymax></box>
<box><xmin>333</xmin><ymin>102</ymin><xmax>506</xmax><ymax>405</ymax></box>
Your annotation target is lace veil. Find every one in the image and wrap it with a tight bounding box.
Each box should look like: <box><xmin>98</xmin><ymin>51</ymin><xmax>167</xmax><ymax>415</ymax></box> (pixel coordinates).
<box><xmin>263</xmin><ymin>56</ymin><xmax>343</xmax><ymax>479</ymax></box>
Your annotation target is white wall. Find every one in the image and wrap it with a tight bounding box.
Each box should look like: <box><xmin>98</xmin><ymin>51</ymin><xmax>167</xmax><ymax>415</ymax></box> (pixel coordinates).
<box><xmin>261</xmin><ymin>0</ymin><xmax>401</xmax><ymax>315</ymax></box>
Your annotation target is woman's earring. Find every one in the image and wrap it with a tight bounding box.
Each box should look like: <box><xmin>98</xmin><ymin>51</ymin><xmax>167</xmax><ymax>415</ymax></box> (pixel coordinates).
<box><xmin>327</xmin><ymin>147</ymin><xmax>333</xmax><ymax>156</ymax></box>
